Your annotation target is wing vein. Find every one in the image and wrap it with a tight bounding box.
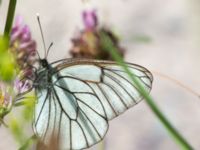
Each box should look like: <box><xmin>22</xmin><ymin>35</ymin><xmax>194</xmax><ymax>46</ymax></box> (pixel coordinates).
<box><xmin>78</xmin><ymin>108</ymin><xmax>102</xmax><ymax>139</ymax></box>
<box><xmin>104</xmin><ymin>73</ymin><xmax>137</xmax><ymax>103</ymax></box>
<box><xmin>97</xmin><ymin>84</ymin><xmax>117</xmax><ymax>116</ymax></box>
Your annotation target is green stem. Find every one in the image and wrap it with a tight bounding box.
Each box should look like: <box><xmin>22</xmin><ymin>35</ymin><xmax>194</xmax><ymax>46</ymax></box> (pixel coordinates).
<box><xmin>18</xmin><ymin>135</ymin><xmax>37</xmax><ymax>150</ymax></box>
<box><xmin>4</xmin><ymin>0</ymin><xmax>17</xmax><ymax>37</ymax></box>
<box><xmin>100</xmin><ymin>32</ymin><xmax>193</xmax><ymax>150</ymax></box>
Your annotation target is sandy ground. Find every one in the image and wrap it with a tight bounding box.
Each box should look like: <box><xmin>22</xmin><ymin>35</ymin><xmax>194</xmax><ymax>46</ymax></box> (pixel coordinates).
<box><xmin>1</xmin><ymin>0</ymin><xmax>200</xmax><ymax>150</ymax></box>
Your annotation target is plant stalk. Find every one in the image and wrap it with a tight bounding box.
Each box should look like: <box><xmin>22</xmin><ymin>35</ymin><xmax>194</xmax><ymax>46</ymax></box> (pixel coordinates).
<box><xmin>4</xmin><ymin>0</ymin><xmax>17</xmax><ymax>37</ymax></box>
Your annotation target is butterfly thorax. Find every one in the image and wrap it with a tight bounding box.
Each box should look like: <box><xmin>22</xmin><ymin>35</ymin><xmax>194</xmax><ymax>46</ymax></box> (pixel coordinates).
<box><xmin>34</xmin><ymin>59</ymin><xmax>56</xmax><ymax>90</ymax></box>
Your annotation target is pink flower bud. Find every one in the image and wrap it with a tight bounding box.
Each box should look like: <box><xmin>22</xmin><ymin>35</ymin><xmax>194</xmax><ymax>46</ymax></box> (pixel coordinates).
<box><xmin>82</xmin><ymin>9</ymin><xmax>98</xmax><ymax>30</ymax></box>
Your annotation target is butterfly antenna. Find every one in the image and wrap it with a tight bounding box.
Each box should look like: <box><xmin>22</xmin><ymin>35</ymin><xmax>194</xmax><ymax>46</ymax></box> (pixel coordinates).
<box><xmin>152</xmin><ymin>70</ymin><xmax>200</xmax><ymax>99</ymax></box>
<box><xmin>36</xmin><ymin>49</ymin><xmax>41</xmax><ymax>60</ymax></box>
<box><xmin>36</xmin><ymin>13</ymin><xmax>47</xmax><ymax>58</ymax></box>
<box><xmin>46</xmin><ymin>42</ymin><xmax>53</xmax><ymax>59</ymax></box>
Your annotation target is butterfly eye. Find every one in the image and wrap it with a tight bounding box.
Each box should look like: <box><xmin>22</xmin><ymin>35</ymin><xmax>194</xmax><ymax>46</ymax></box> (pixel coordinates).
<box><xmin>40</xmin><ymin>59</ymin><xmax>48</xmax><ymax>68</ymax></box>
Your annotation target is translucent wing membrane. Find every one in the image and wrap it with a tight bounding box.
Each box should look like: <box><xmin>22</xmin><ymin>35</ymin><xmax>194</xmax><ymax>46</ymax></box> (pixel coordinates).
<box><xmin>34</xmin><ymin>59</ymin><xmax>153</xmax><ymax>150</ymax></box>
<box><xmin>34</xmin><ymin>84</ymin><xmax>108</xmax><ymax>150</ymax></box>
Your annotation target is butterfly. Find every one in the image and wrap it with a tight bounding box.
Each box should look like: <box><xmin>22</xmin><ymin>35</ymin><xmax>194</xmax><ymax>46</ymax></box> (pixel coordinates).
<box><xmin>31</xmin><ymin>16</ymin><xmax>153</xmax><ymax>150</ymax></box>
<box><xmin>32</xmin><ymin>57</ymin><xmax>153</xmax><ymax>150</ymax></box>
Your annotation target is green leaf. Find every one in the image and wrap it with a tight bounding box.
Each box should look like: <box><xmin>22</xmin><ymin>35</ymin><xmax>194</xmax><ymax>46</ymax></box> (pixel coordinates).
<box><xmin>8</xmin><ymin>94</ymin><xmax>36</xmax><ymax>149</ymax></box>
<box><xmin>0</xmin><ymin>36</ymin><xmax>16</xmax><ymax>81</ymax></box>
<box><xmin>0</xmin><ymin>107</ymin><xmax>9</xmax><ymax>120</ymax></box>
<box><xmin>9</xmin><ymin>117</ymin><xmax>26</xmax><ymax>144</ymax></box>
<box><xmin>22</xmin><ymin>96</ymin><xmax>35</xmax><ymax>121</ymax></box>
<box><xmin>0</xmin><ymin>52</ymin><xmax>15</xmax><ymax>81</ymax></box>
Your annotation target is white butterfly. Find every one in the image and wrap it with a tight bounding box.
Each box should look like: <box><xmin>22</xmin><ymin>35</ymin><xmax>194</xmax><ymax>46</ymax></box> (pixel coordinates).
<box><xmin>33</xmin><ymin>58</ymin><xmax>153</xmax><ymax>150</ymax></box>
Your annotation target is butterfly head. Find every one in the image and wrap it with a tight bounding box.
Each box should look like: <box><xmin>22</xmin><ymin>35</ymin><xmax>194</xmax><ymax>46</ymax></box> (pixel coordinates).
<box><xmin>40</xmin><ymin>59</ymin><xmax>49</xmax><ymax>68</ymax></box>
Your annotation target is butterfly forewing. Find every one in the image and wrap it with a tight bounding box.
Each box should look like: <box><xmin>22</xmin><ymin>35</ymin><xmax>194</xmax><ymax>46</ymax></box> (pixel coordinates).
<box><xmin>33</xmin><ymin>59</ymin><xmax>153</xmax><ymax>150</ymax></box>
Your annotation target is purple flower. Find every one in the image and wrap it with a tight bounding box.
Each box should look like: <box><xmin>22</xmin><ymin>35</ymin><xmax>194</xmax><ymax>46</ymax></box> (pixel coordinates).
<box><xmin>10</xmin><ymin>15</ymin><xmax>36</xmax><ymax>82</ymax></box>
<box><xmin>14</xmin><ymin>77</ymin><xmax>30</xmax><ymax>94</ymax></box>
<box><xmin>82</xmin><ymin>9</ymin><xmax>98</xmax><ymax>30</ymax></box>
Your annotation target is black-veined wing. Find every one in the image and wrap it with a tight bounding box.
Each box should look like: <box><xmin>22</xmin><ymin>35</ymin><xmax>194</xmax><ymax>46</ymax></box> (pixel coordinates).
<box><xmin>33</xmin><ymin>59</ymin><xmax>153</xmax><ymax>150</ymax></box>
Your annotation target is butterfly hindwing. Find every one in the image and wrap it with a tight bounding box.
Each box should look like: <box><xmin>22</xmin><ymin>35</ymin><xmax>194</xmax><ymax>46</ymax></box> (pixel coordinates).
<box><xmin>33</xmin><ymin>59</ymin><xmax>153</xmax><ymax>150</ymax></box>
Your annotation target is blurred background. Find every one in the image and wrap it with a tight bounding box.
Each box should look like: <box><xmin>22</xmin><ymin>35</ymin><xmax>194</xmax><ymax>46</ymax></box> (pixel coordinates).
<box><xmin>1</xmin><ymin>0</ymin><xmax>200</xmax><ymax>149</ymax></box>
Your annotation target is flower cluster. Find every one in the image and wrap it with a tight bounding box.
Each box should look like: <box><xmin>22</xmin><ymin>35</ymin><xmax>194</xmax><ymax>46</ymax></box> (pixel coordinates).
<box><xmin>10</xmin><ymin>15</ymin><xmax>37</xmax><ymax>81</ymax></box>
<box><xmin>0</xmin><ymin>16</ymin><xmax>36</xmax><ymax>122</ymax></box>
<box><xmin>10</xmin><ymin>15</ymin><xmax>37</xmax><ymax>96</ymax></box>
<box><xmin>70</xmin><ymin>9</ymin><xmax>125</xmax><ymax>60</ymax></box>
